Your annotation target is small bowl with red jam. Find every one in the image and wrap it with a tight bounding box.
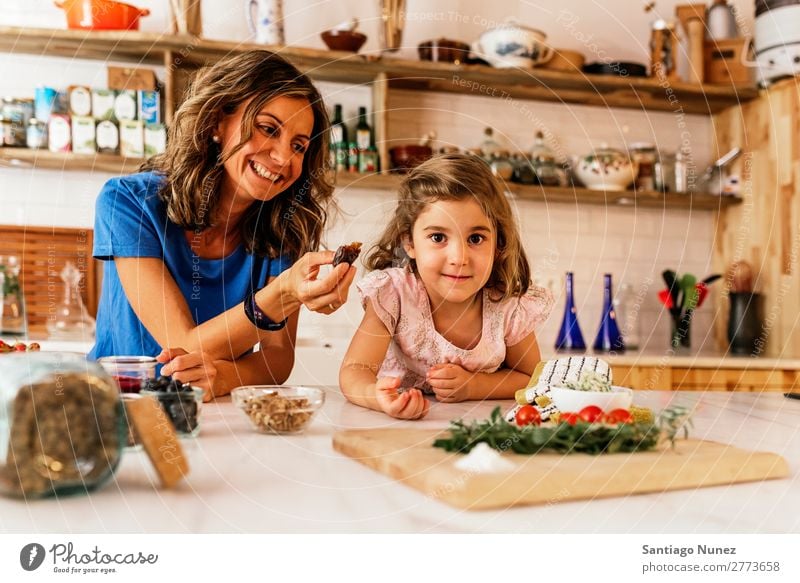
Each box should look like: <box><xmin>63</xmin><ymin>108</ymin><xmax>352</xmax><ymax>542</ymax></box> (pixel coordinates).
<box><xmin>97</xmin><ymin>355</ymin><xmax>157</xmax><ymax>394</ymax></box>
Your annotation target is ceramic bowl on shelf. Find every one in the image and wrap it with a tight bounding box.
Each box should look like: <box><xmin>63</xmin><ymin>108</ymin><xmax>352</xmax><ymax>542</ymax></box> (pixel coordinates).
<box><xmin>549</xmin><ymin>385</ymin><xmax>633</xmax><ymax>412</ymax></box>
<box><xmin>541</xmin><ymin>49</ymin><xmax>586</xmax><ymax>72</ymax></box>
<box><xmin>418</xmin><ymin>38</ymin><xmax>471</xmax><ymax>63</ymax></box>
<box><xmin>321</xmin><ymin>29</ymin><xmax>367</xmax><ymax>53</ymax></box>
<box><xmin>573</xmin><ymin>145</ymin><xmax>639</xmax><ymax>191</ymax></box>
<box><xmin>471</xmin><ymin>20</ymin><xmax>553</xmax><ymax>69</ymax></box>
<box><xmin>232</xmin><ymin>386</ymin><xmax>325</xmax><ymax>435</ymax></box>
<box><xmin>389</xmin><ymin>144</ymin><xmax>433</xmax><ymax>171</ymax></box>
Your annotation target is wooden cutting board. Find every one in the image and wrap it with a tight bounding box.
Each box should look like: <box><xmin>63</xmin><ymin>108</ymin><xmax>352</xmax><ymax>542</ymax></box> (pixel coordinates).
<box><xmin>333</xmin><ymin>429</ymin><xmax>789</xmax><ymax>510</ymax></box>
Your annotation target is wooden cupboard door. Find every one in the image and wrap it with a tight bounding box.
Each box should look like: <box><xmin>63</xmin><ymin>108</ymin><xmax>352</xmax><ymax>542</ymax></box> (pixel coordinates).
<box><xmin>0</xmin><ymin>225</ymin><xmax>97</xmax><ymax>334</ymax></box>
<box><xmin>613</xmin><ymin>365</ymin><xmax>672</xmax><ymax>390</ymax></box>
<box><xmin>672</xmin><ymin>367</ymin><xmax>794</xmax><ymax>391</ymax></box>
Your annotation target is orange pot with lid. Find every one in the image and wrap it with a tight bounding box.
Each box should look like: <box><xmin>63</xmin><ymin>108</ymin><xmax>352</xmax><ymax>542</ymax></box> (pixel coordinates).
<box><xmin>54</xmin><ymin>0</ymin><xmax>151</xmax><ymax>31</ymax></box>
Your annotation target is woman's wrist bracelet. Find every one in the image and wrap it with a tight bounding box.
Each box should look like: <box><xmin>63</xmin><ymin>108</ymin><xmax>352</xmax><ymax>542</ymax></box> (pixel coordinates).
<box><xmin>243</xmin><ymin>288</ymin><xmax>288</xmax><ymax>331</ymax></box>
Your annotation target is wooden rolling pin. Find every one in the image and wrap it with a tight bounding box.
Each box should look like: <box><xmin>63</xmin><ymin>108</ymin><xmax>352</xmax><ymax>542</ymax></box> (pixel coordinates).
<box><xmin>677</xmin><ymin>3</ymin><xmax>708</xmax><ymax>84</ymax></box>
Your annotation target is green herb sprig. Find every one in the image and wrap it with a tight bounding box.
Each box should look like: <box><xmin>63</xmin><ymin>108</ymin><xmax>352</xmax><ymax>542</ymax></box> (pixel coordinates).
<box><xmin>433</xmin><ymin>406</ymin><xmax>691</xmax><ymax>456</ymax></box>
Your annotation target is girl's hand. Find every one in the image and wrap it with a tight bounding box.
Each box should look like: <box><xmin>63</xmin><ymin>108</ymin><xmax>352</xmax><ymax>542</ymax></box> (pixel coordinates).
<box><xmin>427</xmin><ymin>363</ymin><xmax>474</xmax><ymax>403</ymax></box>
<box><xmin>157</xmin><ymin>347</ymin><xmax>218</xmax><ymax>402</ymax></box>
<box><xmin>282</xmin><ymin>251</ymin><xmax>357</xmax><ymax>314</ymax></box>
<box><xmin>375</xmin><ymin>377</ymin><xmax>430</xmax><ymax>420</ymax></box>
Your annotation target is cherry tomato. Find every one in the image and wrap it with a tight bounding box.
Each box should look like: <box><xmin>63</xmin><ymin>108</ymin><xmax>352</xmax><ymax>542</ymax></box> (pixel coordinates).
<box><xmin>560</xmin><ymin>412</ymin><xmax>579</xmax><ymax>426</ymax></box>
<box><xmin>578</xmin><ymin>405</ymin><xmax>604</xmax><ymax>423</ymax></box>
<box><xmin>603</xmin><ymin>408</ymin><xmax>633</xmax><ymax>424</ymax></box>
<box><xmin>515</xmin><ymin>405</ymin><xmax>541</xmax><ymax>427</ymax></box>
<box><xmin>13</xmin><ymin>343</ymin><xmax>26</xmax><ymax>352</ymax></box>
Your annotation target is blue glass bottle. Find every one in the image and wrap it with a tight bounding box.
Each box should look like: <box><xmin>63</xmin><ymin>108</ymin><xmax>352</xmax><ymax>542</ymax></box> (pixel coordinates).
<box><xmin>555</xmin><ymin>272</ymin><xmax>586</xmax><ymax>351</ymax></box>
<box><xmin>594</xmin><ymin>273</ymin><xmax>625</xmax><ymax>352</ymax></box>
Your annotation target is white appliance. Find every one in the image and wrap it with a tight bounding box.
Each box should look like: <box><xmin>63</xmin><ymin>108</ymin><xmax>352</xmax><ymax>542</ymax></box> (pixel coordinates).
<box><xmin>755</xmin><ymin>0</ymin><xmax>800</xmax><ymax>85</ymax></box>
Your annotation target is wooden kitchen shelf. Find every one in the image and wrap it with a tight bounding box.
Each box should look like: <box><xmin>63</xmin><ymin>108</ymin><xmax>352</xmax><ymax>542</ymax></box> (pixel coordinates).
<box><xmin>0</xmin><ymin>26</ymin><xmax>758</xmax><ymax>115</ymax></box>
<box><xmin>334</xmin><ymin>172</ymin><xmax>741</xmax><ymax>210</ymax></box>
<box><xmin>0</xmin><ymin>147</ymin><xmax>145</xmax><ymax>174</ymax></box>
<box><xmin>0</xmin><ymin>148</ymin><xmax>740</xmax><ymax>210</ymax></box>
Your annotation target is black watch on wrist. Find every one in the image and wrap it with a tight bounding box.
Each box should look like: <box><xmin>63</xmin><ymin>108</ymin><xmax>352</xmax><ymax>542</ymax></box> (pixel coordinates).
<box><xmin>243</xmin><ymin>289</ymin><xmax>288</xmax><ymax>331</ymax></box>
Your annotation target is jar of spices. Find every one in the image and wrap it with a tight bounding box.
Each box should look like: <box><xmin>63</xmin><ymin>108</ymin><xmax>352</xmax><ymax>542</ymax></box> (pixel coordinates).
<box><xmin>1</xmin><ymin>98</ymin><xmax>28</xmax><ymax>147</ymax></box>
<box><xmin>511</xmin><ymin>153</ymin><xmax>537</xmax><ymax>184</ymax></box>
<box><xmin>489</xmin><ymin>149</ymin><xmax>514</xmax><ymax>180</ymax></box>
<box><xmin>479</xmin><ymin>127</ymin><xmax>501</xmax><ymax>162</ymax></box>
<box><xmin>628</xmin><ymin>142</ymin><xmax>657</xmax><ymax>191</ymax></box>
<box><xmin>26</xmin><ymin>118</ymin><xmax>46</xmax><ymax>149</ymax></box>
<box><xmin>530</xmin><ymin>131</ymin><xmax>566</xmax><ymax>186</ymax></box>
<box><xmin>0</xmin><ymin>352</ymin><xmax>124</xmax><ymax>499</ymax></box>
<box><xmin>0</xmin><ymin>115</ymin><xmax>12</xmax><ymax>146</ymax></box>
<box><xmin>654</xmin><ymin>150</ymin><xmax>691</xmax><ymax>193</ymax></box>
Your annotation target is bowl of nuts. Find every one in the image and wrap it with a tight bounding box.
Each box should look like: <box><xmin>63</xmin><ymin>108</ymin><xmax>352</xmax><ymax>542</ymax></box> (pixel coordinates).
<box><xmin>231</xmin><ymin>386</ymin><xmax>325</xmax><ymax>435</ymax></box>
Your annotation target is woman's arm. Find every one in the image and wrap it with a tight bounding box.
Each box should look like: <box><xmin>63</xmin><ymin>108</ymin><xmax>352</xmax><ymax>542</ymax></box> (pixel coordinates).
<box><xmin>210</xmin><ymin>309</ymin><xmax>299</xmax><ymax>398</ymax></box>
<box><xmin>153</xmin><ymin>282</ymin><xmax>300</xmax><ymax>400</ymax></box>
<box><xmin>428</xmin><ymin>333</ymin><xmax>541</xmax><ymax>401</ymax></box>
<box><xmin>115</xmin><ymin>252</ymin><xmax>355</xmax><ymax>360</ymax></box>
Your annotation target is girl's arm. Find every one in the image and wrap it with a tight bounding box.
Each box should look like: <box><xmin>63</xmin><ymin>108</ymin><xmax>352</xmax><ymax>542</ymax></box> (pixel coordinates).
<box><xmin>339</xmin><ymin>302</ymin><xmax>392</xmax><ymax>411</ymax></box>
<box><xmin>428</xmin><ymin>332</ymin><xmax>541</xmax><ymax>401</ymax></box>
<box><xmin>339</xmin><ymin>303</ymin><xmax>429</xmax><ymax>419</ymax></box>
<box><xmin>114</xmin><ymin>253</ymin><xmax>355</xmax><ymax>361</ymax></box>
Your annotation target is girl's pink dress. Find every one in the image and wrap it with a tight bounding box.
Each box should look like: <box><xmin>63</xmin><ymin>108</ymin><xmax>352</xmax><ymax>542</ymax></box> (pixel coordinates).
<box><xmin>356</xmin><ymin>267</ymin><xmax>553</xmax><ymax>392</ymax></box>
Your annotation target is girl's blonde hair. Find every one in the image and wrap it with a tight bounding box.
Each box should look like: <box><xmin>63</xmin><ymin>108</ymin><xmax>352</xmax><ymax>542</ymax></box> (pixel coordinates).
<box><xmin>365</xmin><ymin>153</ymin><xmax>531</xmax><ymax>301</ymax></box>
<box><xmin>141</xmin><ymin>50</ymin><xmax>333</xmax><ymax>260</ymax></box>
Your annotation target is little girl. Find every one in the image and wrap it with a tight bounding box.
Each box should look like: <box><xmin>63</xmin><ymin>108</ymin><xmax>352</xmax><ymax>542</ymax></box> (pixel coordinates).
<box><xmin>340</xmin><ymin>153</ymin><xmax>553</xmax><ymax>420</ymax></box>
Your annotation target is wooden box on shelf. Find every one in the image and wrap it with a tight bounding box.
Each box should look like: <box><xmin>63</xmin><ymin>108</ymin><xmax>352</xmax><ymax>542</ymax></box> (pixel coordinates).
<box><xmin>704</xmin><ymin>37</ymin><xmax>752</xmax><ymax>86</ymax></box>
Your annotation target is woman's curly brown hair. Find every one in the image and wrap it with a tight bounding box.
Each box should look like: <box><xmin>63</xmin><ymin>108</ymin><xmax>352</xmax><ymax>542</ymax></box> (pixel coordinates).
<box><xmin>141</xmin><ymin>49</ymin><xmax>333</xmax><ymax>260</ymax></box>
<box><xmin>365</xmin><ymin>153</ymin><xmax>531</xmax><ymax>301</ymax></box>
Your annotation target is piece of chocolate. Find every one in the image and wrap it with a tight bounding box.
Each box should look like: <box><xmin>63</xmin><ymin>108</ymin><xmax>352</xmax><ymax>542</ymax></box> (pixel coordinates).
<box><xmin>332</xmin><ymin>241</ymin><xmax>362</xmax><ymax>266</ymax></box>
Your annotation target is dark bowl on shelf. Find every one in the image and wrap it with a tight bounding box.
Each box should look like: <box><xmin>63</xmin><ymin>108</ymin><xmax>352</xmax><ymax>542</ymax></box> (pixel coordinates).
<box><xmin>583</xmin><ymin>61</ymin><xmax>648</xmax><ymax>77</ymax></box>
<box><xmin>321</xmin><ymin>29</ymin><xmax>367</xmax><ymax>53</ymax></box>
<box><xmin>389</xmin><ymin>145</ymin><xmax>433</xmax><ymax>171</ymax></box>
<box><xmin>418</xmin><ymin>38</ymin><xmax>471</xmax><ymax>64</ymax></box>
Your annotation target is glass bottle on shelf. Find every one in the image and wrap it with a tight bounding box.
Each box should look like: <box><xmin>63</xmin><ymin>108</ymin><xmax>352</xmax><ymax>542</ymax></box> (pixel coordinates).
<box><xmin>593</xmin><ymin>273</ymin><xmax>625</xmax><ymax>352</ymax></box>
<box><xmin>614</xmin><ymin>282</ymin><xmax>641</xmax><ymax>350</ymax></box>
<box><xmin>555</xmin><ymin>272</ymin><xmax>586</xmax><ymax>351</ymax></box>
<box><xmin>355</xmin><ymin>106</ymin><xmax>372</xmax><ymax>171</ymax></box>
<box><xmin>46</xmin><ymin>261</ymin><xmax>95</xmax><ymax>340</ymax></box>
<box><xmin>0</xmin><ymin>255</ymin><xmax>26</xmax><ymax>335</ymax></box>
<box><xmin>330</xmin><ymin>103</ymin><xmax>348</xmax><ymax>173</ymax></box>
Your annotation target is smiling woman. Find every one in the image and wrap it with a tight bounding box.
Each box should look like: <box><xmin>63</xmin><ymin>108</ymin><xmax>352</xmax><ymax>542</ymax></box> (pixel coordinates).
<box><xmin>89</xmin><ymin>50</ymin><xmax>357</xmax><ymax>400</ymax></box>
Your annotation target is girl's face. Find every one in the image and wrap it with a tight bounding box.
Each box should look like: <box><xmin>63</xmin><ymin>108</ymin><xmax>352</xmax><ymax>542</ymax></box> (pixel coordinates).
<box><xmin>404</xmin><ymin>198</ymin><xmax>496</xmax><ymax>309</ymax></box>
<box><xmin>216</xmin><ymin>95</ymin><xmax>314</xmax><ymax>205</ymax></box>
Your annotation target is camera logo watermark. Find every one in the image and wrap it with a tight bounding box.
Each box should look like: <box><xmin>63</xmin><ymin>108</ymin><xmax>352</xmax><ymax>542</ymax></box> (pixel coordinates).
<box><xmin>19</xmin><ymin>543</ymin><xmax>46</xmax><ymax>571</ymax></box>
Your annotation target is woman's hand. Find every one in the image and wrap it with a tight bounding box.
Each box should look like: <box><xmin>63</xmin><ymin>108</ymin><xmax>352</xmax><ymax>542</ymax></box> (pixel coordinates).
<box><xmin>281</xmin><ymin>250</ymin><xmax>357</xmax><ymax>314</ymax></box>
<box><xmin>375</xmin><ymin>377</ymin><xmax>430</xmax><ymax>420</ymax></box>
<box><xmin>427</xmin><ymin>363</ymin><xmax>474</xmax><ymax>403</ymax></box>
<box><xmin>157</xmin><ymin>347</ymin><xmax>218</xmax><ymax>402</ymax></box>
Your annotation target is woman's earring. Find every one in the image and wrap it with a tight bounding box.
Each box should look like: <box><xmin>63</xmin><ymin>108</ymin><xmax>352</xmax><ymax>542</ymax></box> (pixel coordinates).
<box><xmin>212</xmin><ymin>135</ymin><xmax>221</xmax><ymax>143</ymax></box>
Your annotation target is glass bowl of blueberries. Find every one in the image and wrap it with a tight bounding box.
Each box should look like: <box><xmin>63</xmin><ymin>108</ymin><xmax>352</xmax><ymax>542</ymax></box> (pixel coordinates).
<box><xmin>141</xmin><ymin>376</ymin><xmax>203</xmax><ymax>437</ymax></box>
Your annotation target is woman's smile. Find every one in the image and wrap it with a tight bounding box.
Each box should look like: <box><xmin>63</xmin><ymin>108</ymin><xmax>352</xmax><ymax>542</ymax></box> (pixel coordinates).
<box><xmin>248</xmin><ymin>159</ymin><xmax>284</xmax><ymax>184</ymax></box>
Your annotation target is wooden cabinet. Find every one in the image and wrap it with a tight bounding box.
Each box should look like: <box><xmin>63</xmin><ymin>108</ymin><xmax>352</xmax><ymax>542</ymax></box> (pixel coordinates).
<box><xmin>613</xmin><ymin>363</ymin><xmax>800</xmax><ymax>392</ymax></box>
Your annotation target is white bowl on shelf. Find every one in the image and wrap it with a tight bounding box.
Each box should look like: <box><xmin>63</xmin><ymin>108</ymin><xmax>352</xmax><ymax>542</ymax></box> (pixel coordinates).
<box><xmin>549</xmin><ymin>385</ymin><xmax>633</xmax><ymax>412</ymax></box>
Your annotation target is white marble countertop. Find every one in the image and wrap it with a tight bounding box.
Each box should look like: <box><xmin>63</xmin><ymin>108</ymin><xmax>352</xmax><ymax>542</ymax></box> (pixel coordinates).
<box><xmin>1</xmin><ymin>389</ymin><xmax>798</xmax><ymax>534</ymax></box>
<box><xmin>15</xmin><ymin>334</ymin><xmax>800</xmax><ymax>370</ymax></box>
